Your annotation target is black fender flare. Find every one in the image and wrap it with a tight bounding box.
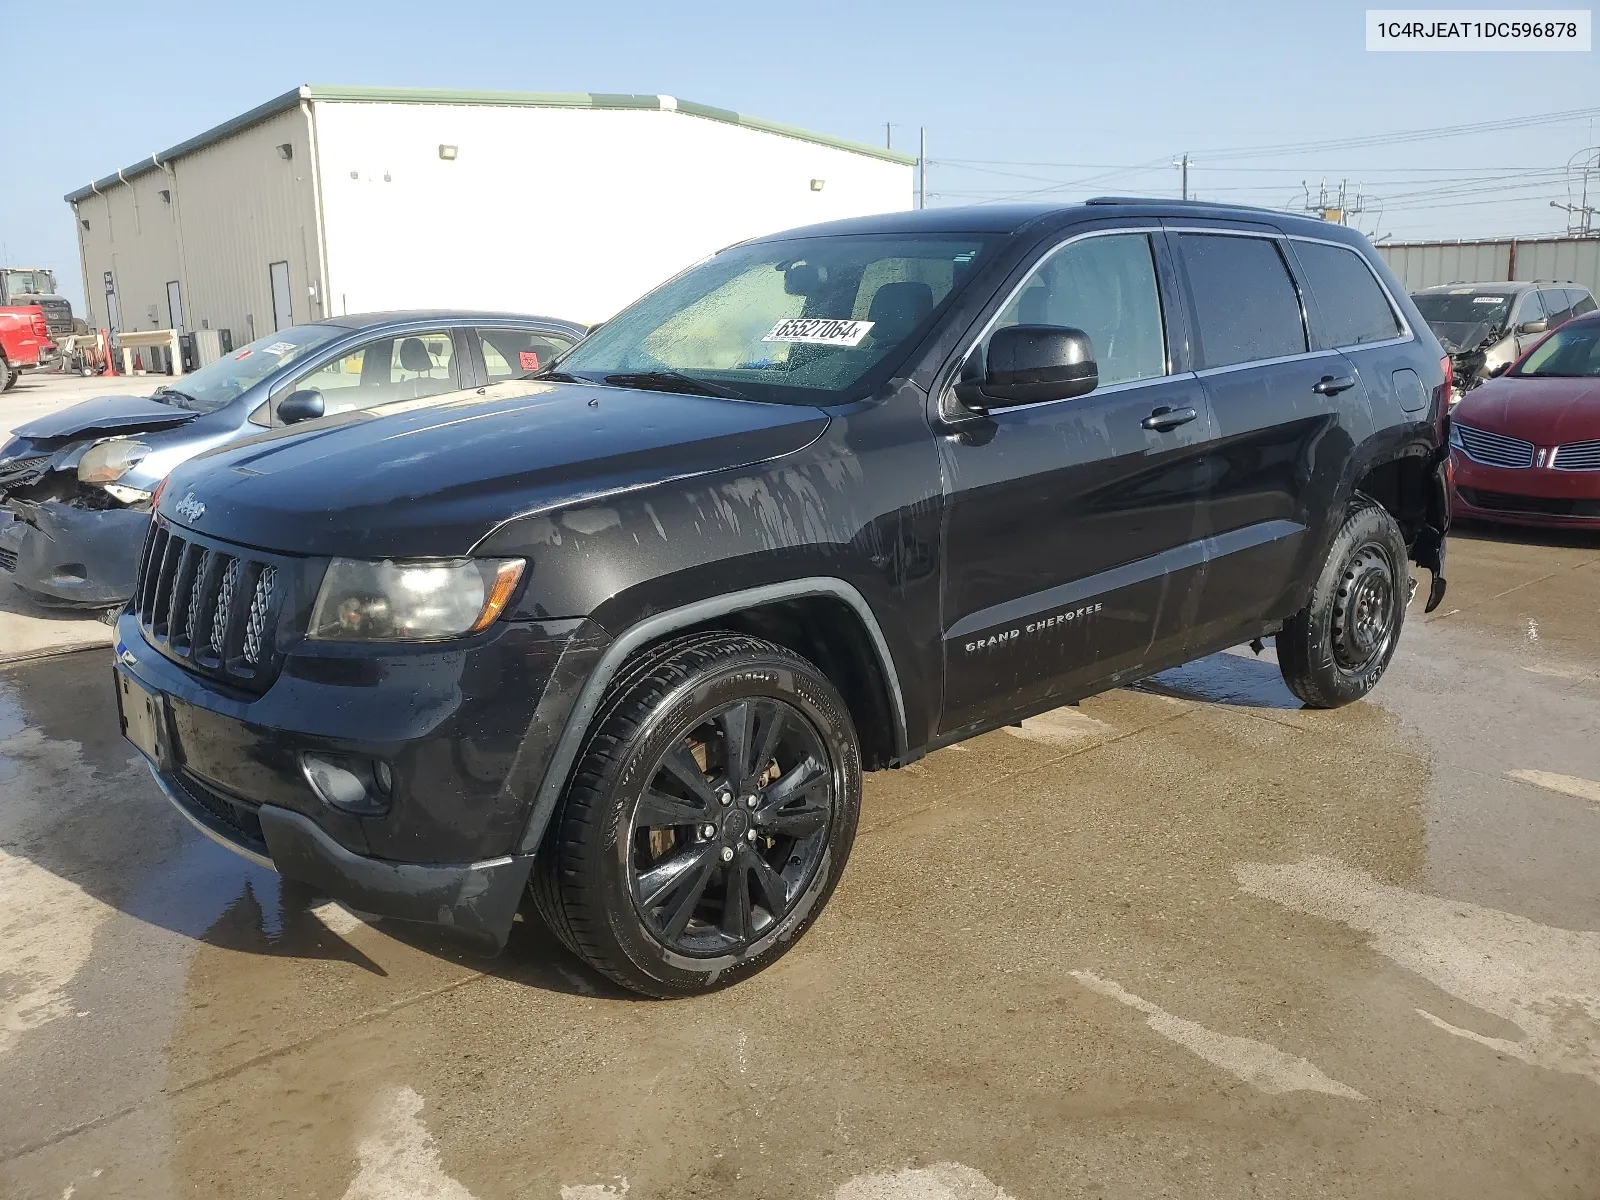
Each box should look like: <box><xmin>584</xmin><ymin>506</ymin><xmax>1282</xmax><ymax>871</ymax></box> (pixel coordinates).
<box><xmin>516</xmin><ymin>577</ymin><xmax>908</xmax><ymax>855</ymax></box>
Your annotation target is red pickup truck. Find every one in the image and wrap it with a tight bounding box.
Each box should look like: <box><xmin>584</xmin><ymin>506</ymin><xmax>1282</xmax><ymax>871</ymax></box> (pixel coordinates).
<box><xmin>0</xmin><ymin>306</ymin><xmax>54</xmax><ymax>391</ymax></box>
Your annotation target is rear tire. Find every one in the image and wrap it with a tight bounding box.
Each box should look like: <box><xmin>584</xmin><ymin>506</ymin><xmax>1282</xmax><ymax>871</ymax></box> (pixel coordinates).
<box><xmin>531</xmin><ymin>633</ymin><xmax>862</xmax><ymax>997</ymax></box>
<box><xmin>1277</xmin><ymin>498</ymin><xmax>1410</xmax><ymax>709</ymax></box>
<box><xmin>0</xmin><ymin>359</ymin><xmax>15</xmax><ymax>392</ymax></box>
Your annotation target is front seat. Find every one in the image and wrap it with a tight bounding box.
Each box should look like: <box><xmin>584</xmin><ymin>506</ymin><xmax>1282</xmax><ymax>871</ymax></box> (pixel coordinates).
<box><xmin>396</xmin><ymin>337</ymin><xmax>440</xmax><ymax>398</ymax></box>
<box><xmin>866</xmin><ymin>281</ymin><xmax>935</xmax><ymax>347</ymax></box>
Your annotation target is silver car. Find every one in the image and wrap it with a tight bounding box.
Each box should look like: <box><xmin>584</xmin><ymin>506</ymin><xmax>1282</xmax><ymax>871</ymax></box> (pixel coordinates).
<box><xmin>0</xmin><ymin>311</ymin><xmax>584</xmax><ymax>608</ymax></box>
<box><xmin>1411</xmin><ymin>282</ymin><xmax>1597</xmax><ymax>400</ymax></box>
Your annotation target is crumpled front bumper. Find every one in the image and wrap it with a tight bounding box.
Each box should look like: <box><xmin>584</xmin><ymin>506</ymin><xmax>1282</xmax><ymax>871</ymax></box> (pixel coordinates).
<box><xmin>0</xmin><ymin>500</ymin><xmax>147</xmax><ymax>605</ymax></box>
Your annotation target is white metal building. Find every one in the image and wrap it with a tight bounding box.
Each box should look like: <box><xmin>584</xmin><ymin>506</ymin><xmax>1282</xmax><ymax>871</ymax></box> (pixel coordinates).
<box><xmin>1377</xmin><ymin>235</ymin><xmax>1600</xmax><ymax>296</ymax></box>
<box><xmin>67</xmin><ymin>86</ymin><xmax>915</xmax><ymax>347</ymax></box>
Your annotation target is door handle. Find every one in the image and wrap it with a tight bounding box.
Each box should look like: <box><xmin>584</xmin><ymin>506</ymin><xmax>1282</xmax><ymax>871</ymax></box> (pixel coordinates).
<box><xmin>1313</xmin><ymin>374</ymin><xmax>1357</xmax><ymax>396</ymax></box>
<box><xmin>1141</xmin><ymin>405</ymin><xmax>1198</xmax><ymax>432</ymax></box>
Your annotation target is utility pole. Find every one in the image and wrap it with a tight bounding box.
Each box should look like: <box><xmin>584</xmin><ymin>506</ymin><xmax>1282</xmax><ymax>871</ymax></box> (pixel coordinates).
<box><xmin>1550</xmin><ymin>199</ymin><xmax>1596</xmax><ymax>235</ymax></box>
<box><xmin>885</xmin><ymin>122</ymin><xmax>893</xmax><ymax>151</ymax></box>
<box><xmin>918</xmin><ymin>127</ymin><xmax>927</xmax><ymax>210</ymax></box>
<box><xmin>1173</xmin><ymin>153</ymin><xmax>1191</xmax><ymax>200</ymax></box>
<box><xmin>1300</xmin><ymin>178</ymin><xmax>1370</xmax><ymax>225</ymax></box>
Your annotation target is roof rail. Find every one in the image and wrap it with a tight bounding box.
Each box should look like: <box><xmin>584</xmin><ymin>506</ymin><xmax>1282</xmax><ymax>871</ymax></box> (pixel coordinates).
<box><xmin>1085</xmin><ymin>195</ymin><xmax>1292</xmax><ymax>217</ymax></box>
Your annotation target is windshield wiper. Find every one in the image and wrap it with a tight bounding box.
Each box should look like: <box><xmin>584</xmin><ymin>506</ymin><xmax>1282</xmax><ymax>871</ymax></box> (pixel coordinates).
<box><xmin>530</xmin><ymin>368</ymin><xmax>584</xmax><ymax>383</ymax></box>
<box><xmin>602</xmin><ymin>371</ymin><xmax>750</xmax><ymax>401</ymax></box>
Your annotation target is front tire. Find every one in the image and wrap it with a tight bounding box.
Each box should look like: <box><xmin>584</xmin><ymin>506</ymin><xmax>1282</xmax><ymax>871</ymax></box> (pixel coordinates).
<box><xmin>0</xmin><ymin>358</ymin><xmax>15</xmax><ymax>392</ymax></box>
<box><xmin>1277</xmin><ymin>498</ymin><xmax>1410</xmax><ymax>709</ymax></box>
<box><xmin>531</xmin><ymin>633</ymin><xmax>862</xmax><ymax>997</ymax></box>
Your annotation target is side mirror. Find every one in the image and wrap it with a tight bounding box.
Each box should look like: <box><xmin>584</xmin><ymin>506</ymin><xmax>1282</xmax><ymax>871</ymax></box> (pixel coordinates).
<box><xmin>1516</xmin><ymin>318</ymin><xmax>1548</xmax><ymax>336</ymax></box>
<box><xmin>1488</xmin><ymin>361</ymin><xmax>1510</xmax><ymax>378</ymax></box>
<box><xmin>276</xmin><ymin>388</ymin><xmax>325</xmax><ymax>424</ymax></box>
<box><xmin>955</xmin><ymin>325</ymin><xmax>1098</xmax><ymax>410</ymax></box>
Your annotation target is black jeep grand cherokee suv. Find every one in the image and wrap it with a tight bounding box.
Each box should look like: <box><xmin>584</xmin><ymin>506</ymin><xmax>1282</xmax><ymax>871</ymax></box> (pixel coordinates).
<box><xmin>114</xmin><ymin>199</ymin><xmax>1449</xmax><ymax>997</ymax></box>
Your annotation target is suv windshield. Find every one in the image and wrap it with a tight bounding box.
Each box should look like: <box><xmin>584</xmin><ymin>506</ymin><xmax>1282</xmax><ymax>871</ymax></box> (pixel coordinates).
<box><xmin>552</xmin><ymin>235</ymin><xmax>994</xmax><ymax>404</ymax></box>
<box><xmin>1510</xmin><ymin>319</ymin><xmax>1600</xmax><ymax>379</ymax></box>
<box><xmin>154</xmin><ymin>324</ymin><xmax>347</xmax><ymax>413</ymax></box>
<box><xmin>1412</xmin><ymin>291</ymin><xmax>1513</xmax><ymax>328</ymax></box>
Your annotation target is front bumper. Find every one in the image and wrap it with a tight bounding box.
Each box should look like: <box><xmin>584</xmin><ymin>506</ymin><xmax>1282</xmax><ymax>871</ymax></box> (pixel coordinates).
<box><xmin>114</xmin><ymin>608</ymin><xmax>607</xmax><ymax>951</ymax></box>
<box><xmin>142</xmin><ymin>758</ymin><xmax>533</xmax><ymax>950</ymax></box>
<box><xmin>0</xmin><ymin>501</ymin><xmax>147</xmax><ymax>605</ymax></box>
<box><xmin>1451</xmin><ymin>449</ymin><xmax>1600</xmax><ymax>528</ymax></box>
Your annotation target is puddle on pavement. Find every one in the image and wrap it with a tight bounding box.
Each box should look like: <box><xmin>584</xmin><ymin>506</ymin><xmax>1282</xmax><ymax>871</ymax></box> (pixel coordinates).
<box><xmin>1134</xmin><ymin>644</ymin><xmax>1301</xmax><ymax>710</ymax></box>
<box><xmin>1237</xmin><ymin>856</ymin><xmax>1600</xmax><ymax>1085</ymax></box>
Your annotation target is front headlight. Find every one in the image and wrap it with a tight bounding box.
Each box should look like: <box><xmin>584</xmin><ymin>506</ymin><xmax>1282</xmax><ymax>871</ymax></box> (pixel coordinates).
<box><xmin>78</xmin><ymin>439</ymin><xmax>150</xmax><ymax>484</ymax></box>
<box><xmin>308</xmin><ymin>558</ymin><xmax>525</xmax><ymax>642</ymax></box>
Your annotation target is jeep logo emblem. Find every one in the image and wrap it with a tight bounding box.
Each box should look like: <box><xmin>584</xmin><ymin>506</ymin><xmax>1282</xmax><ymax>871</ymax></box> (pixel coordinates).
<box><xmin>174</xmin><ymin>492</ymin><xmax>205</xmax><ymax>522</ymax></box>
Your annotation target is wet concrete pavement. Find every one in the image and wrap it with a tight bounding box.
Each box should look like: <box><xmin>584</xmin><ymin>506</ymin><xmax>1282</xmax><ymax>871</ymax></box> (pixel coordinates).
<box><xmin>2</xmin><ymin>525</ymin><xmax>1598</xmax><ymax>1199</ymax></box>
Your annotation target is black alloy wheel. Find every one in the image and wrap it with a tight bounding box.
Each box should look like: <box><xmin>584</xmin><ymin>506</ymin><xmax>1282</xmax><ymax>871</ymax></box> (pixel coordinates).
<box><xmin>629</xmin><ymin>696</ymin><xmax>834</xmax><ymax>957</ymax></box>
<box><xmin>532</xmin><ymin>632</ymin><xmax>862</xmax><ymax>997</ymax></box>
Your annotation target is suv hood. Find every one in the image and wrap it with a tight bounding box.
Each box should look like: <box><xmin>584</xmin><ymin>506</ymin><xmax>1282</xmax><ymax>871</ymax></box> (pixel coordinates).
<box><xmin>1453</xmin><ymin>376</ymin><xmax>1600</xmax><ymax>445</ymax></box>
<box><xmin>159</xmin><ymin>382</ymin><xmax>831</xmax><ymax>558</ymax></box>
<box><xmin>11</xmin><ymin>395</ymin><xmax>199</xmax><ymax>444</ymax></box>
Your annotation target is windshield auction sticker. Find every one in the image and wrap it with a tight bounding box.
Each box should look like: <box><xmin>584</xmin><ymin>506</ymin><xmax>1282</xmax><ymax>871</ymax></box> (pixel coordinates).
<box><xmin>1367</xmin><ymin>9</ymin><xmax>1590</xmax><ymax>49</ymax></box>
<box><xmin>763</xmin><ymin>318</ymin><xmax>875</xmax><ymax>347</ymax></box>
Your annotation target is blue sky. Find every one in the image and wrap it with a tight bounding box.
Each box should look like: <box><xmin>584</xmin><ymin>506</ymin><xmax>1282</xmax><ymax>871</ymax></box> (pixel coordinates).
<box><xmin>5</xmin><ymin>0</ymin><xmax>1596</xmax><ymax>313</ymax></box>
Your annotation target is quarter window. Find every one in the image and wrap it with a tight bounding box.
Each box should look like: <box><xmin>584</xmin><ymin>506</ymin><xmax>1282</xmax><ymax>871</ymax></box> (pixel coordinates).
<box><xmin>987</xmin><ymin>233</ymin><xmax>1167</xmax><ymax>387</ymax></box>
<box><xmin>1292</xmin><ymin>240</ymin><xmax>1402</xmax><ymax>347</ymax></box>
<box><xmin>1572</xmin><ymin>290</ymin><xmax>1597</xmax><ymax>317</ymax></box>
<box><xmin>1175</xmin><ymin>234</ymin><xmax>1307</xmax><ymax>369</ymax></box>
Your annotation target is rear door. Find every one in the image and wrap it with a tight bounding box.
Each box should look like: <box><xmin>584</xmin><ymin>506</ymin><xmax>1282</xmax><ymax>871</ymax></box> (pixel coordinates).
<box><xmin>936</xmin><ymin>225</ymin><xmax>1217</xmax><ymax>736</ymax></box>
<box><xmin>1166</xmin><ymin>224</ymin><xmax>1345</xmax><ymax>640</ymax></box>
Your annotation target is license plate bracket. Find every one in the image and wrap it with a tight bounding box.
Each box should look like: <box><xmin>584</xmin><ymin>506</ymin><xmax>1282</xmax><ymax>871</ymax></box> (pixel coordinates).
<box><xmin>115</xmin><ymin>668</ymin><xmax>173</xmax><ymax>771</ymax></box>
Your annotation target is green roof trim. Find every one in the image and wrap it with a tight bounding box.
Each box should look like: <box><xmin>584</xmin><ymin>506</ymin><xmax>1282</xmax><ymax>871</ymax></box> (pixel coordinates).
<box><xmin>65</xmin><ymin>85</ymin><xmax>912</xmax><ymax>201</ymax></box>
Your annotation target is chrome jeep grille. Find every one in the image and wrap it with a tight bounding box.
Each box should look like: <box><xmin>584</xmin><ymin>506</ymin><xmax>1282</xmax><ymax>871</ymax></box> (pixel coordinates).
<box><xmin>1454</xmin><ymin>423</ymin><xmax>1535</xmax><ymax>469</ymax></box>
<box><xmin>130</xmin><ymin>519</ymin><xmax>293</xmax><ymax>689</ymax></box>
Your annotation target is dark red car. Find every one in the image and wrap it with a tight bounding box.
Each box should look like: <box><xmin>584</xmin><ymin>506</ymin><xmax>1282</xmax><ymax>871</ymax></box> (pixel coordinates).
<box><xmin>1450</xmin><ymin>311</ymin><xmax>1600</xmax><ymax>528</ymax></box>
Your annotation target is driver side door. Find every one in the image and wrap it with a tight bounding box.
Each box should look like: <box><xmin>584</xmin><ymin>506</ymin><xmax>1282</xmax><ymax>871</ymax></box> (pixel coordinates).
<box><xmin>935</xmin><ymin>227</ymin><xmax>1218</xmax><ymax>738</ymax></box>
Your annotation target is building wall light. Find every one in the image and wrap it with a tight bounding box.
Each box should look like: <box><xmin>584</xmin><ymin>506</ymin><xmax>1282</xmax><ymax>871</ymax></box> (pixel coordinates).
<box><xmin>439</xmin><ymin>144</ymin><xmax>458</xmax><ymax>161</ymax></box>
<box><xmin>810</xmin><ymin>178</ymin><xmax>825</xmax><ymax>192</ymax></box>
<box><xmin>276</xmin><ymin>143</ymin><xmax>293</xmax><ymax>161</ymax></box>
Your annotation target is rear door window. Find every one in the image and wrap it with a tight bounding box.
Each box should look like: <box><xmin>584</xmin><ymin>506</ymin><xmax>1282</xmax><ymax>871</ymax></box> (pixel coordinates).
<box><xmin>476</xmin><ymin>327</ymin><xmax>579</xmax><ymax>382</ymax></box>
<box><xmin>986</xmin><ymin>232</ymin><xmax>1168</xmax><ymax>387</ymax></box>
<box><xmin>1292</xmin><ymin>240</ymin><xmax>1402</xmax><ymax>347</ymax></box>
<box><xmin>1175</xmin><ymin>233</ymin><xmax>1307</xmax><ymax>369</ymax></box>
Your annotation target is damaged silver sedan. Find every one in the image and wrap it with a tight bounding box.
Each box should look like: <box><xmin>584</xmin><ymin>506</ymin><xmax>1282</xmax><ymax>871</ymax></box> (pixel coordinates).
<box><xmin>0</xmin><ymin>310</ymin><xmax>584</xmax><ymax>609</ymax></box>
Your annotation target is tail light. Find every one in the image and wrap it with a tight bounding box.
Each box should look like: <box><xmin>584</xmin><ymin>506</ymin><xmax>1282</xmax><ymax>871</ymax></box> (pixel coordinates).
<box><xmin>30</xmin><ymin>313</ymin><xmax>47</xmax><ymax>338</ymax></box>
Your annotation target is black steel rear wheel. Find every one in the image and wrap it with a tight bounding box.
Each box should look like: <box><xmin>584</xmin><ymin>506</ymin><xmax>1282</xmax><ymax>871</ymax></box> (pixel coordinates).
<box><xmin>532</xmin><ymin>633</ymin><xmax>861</xmax><ymax>997</ymax></box>
<box><xmin>1278</xmin><ymin>497</ymin><xmax>1410</xmax><ymax>708</ymax></box>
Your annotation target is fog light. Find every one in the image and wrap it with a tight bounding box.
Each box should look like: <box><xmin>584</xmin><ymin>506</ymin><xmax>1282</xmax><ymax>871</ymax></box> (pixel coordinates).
<box><xmin>301</xmin><ymin>753</ymin><xmax>390</xmax><ymax>816</ymax></box>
